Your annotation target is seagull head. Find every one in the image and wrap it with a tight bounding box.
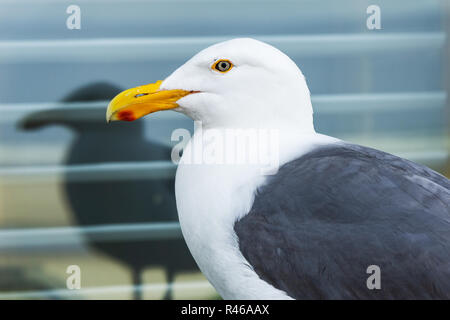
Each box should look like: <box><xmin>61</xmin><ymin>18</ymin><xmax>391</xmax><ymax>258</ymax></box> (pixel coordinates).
<box><xmin>106</xmin><ymin>38</ymin><xmax>314</xmax><ymax>132</ymax></box>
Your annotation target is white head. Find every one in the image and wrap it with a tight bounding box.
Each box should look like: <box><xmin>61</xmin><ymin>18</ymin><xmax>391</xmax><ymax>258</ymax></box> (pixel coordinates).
<box><xmin>107</xmin><ymin>38</ymin><xmax>314</xmax><ymax>133</ymax></box>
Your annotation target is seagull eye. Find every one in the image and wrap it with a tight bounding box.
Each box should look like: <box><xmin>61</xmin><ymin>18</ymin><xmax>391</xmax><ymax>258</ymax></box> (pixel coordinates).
<box><xmin>212</xmin><ymin>59</ymin><xmax>233</xmax><ymax>73</ymax></box>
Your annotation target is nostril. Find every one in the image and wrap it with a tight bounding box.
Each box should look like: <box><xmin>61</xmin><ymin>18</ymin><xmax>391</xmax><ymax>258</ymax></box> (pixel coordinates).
<box><xmin>135</xmin><ymin>93</ymin><xmax>149</xmax><ymax>98</ymax></box>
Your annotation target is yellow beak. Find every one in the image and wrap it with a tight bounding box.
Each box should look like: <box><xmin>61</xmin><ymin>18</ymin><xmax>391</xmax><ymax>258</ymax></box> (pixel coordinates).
<box><xmin>106</xmin><ymin>80</ymin><xmax>194</xmax><ymax>122</ymax></box>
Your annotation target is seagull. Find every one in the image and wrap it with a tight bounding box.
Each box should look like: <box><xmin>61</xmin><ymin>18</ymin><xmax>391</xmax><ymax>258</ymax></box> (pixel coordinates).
<box><xmin>106</xmin><ymin>38</ymin><xmax>450</xmax><ymax>299</ymax></box>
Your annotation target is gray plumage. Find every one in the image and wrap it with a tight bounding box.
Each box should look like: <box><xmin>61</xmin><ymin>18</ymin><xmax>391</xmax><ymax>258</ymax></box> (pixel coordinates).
<box><xmin>234</xmin><ymin>143</ymin><xmax>450</xmax><ymax>299</ymax></box>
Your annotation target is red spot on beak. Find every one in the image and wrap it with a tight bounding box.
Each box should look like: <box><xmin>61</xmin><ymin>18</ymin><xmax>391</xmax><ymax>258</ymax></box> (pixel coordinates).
<box><xmin>118</xmin><ymin>110</ymin><xmax>136</xmax><ymax>121</ymax></box>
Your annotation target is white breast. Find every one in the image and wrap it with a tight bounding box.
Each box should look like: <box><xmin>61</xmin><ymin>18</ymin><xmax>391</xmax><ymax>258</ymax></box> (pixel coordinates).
<box><xmin>174</xmin><ymin>128</ymin><xmax>338</xmax><ymax>299</ymax></box>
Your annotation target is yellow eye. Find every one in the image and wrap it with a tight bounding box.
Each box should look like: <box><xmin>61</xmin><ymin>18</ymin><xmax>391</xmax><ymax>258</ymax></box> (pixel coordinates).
<box><xmin>212</xmin><ymin>59</ymin><xmax>233</xmax><ymax>73</ymax></box>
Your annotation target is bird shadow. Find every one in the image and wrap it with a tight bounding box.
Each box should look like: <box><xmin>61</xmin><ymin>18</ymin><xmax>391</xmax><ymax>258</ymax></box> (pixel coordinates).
<box><xmin>18</xmin><ymin>82</ymin><xmax>199</xmax><ymax>300</ymax></box>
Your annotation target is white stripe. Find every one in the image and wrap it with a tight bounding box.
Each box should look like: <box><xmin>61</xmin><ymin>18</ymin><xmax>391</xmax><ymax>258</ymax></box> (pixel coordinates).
<box><xmin>0</xmin><ymin>33</ymin><xmax>444</xmax><ymax>63</ymax></box>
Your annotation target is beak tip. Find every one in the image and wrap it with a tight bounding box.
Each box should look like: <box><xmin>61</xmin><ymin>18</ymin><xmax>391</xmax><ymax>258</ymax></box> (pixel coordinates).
<box><xmin>106</xmin><ymin>101</ymin><xmax>114</xmax><ymax>123</ymax></box>
<box><xmin>104</xmin><ymin>79</ymin><xmax>186</xmax><ymax>123</ymax></box>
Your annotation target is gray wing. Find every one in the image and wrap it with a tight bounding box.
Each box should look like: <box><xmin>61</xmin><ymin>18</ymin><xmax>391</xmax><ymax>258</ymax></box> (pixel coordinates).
<box><xmin>234</xmin><ymin>143</ymin><xmax>450</xmax><ymax>299</ymax></box>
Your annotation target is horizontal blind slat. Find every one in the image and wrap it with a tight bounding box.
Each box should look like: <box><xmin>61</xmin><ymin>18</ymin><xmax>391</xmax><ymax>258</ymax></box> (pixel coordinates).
<box><xmin>0</xmin><ymin>151</ymin><xmax>447</xmax><ymax>185</ymax></box>
<box><xmin>0</xmin><ymin>280</ymin><xmax>213</xmax><ymax>300</ymax></box>
<box><xmin>0</xmin><ymin>33</ymin><xmax>445</xmax><ymax>63</ymax></box>
<box><xmin>0</xmin><ymin>222</ymin><xmax>183</xmax><ymax>252</ymax></box>
<box><xmin>0</xmin><ymin>92</ymin><xmax>445</xmax><ymax>122</ymax></box>
<box><xmin>0</xmin><ymin>161</ymin><xmax>177</xmax><ymax>184</ymax></box>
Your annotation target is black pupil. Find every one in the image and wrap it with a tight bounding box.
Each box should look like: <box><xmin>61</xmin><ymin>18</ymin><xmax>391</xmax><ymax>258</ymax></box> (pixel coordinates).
<box><xmin>217</xmin><ymin>61</ymin><xmax>229</xmax><ymax>71</ymax></box>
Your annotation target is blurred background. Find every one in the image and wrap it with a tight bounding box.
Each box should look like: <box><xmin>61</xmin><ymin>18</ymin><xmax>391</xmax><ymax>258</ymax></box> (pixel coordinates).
<box><xmin>0</xmin><ymin>0</ymin><xmax>448</xmax><ymax>299</ymax></box>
